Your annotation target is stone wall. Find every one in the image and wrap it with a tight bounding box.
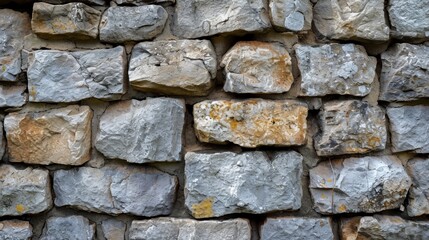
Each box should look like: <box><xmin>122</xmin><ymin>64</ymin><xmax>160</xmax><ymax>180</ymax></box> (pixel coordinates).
<box><xmin>0</xmin><ymin>0</ymin><xmax>428</xmax><ymax>239</ymax></box>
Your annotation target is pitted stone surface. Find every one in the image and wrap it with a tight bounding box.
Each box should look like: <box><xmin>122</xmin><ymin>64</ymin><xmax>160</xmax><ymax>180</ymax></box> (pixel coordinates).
<box><xmin>40</xmin><ymin>216</ymin><xmax>95</xmax><ymax>240</ymax></box>
<box><xmin>0</xmin><ymin>84</ymin><xmax>27</xmax><ymax>108</ymax></box>
<box><xmin>295</xmin><ymin>44</ymin><xmax>376</xmax><ymax>96</ymax></box>
<box><xmin>185</xmin><ymin>151</ymin><xmax>303</xmax><ymax>218</ymax></box>
<box><xmin>129</xmin><ymin>40</ymin><xmax>216</xmax><ymax>96</ymax></box>
<box><xmin>313</xmin><ymin>0</ymin><xmax>389</xmax><ymax>42</ymax></box>
<box><xmin>387</xmin><ymin>105</ymin><xmax>429</xmax><ymax>153</ymax></box>
<box><xmin>129</xmin><ymin>218</ymin><xmax>251</xmax><ymax>240</ymax></box>
<box><xmin>261</xmin><ymin>217</ymin><xmax>334</xmax><ymax>240</ymax></box>
<box><xmin>27</xmin><ymin>46</ymin><xmax>126</xmax><ymax>102</ymax></box>
<box><xmin>221</xmin><ymin>41</ymin><xmax>293</xmax><ymax>94</ymax></box>
<box><xmin>54</xmin><ymin>164</ymin><xmax>178</xmax><ymax>216</ymax></box>
<box><xmin>310</xmin><ymin>156</ymin><xmax>411</xmax><ymax>214</ymax></box>
<box><xmin>194</xmin><ymin>99</ymin><xmax>308</xmax><ymax>147</ymax></box>
<box><xmin>380</xmin><ymin>43</ymin><xmax>429</xmax><ymax>101</ymax></box>
<box><xmin>31</xmin><ymin>2</ymin><xmax>101</xmax><ymax>40</ymax></box>
<box><xmin>268</xmin><ymin>0</ymin><xmax>313</xmax><ymax>32</ymax></box>
<box><xmin>4</xmin><ymin>105</ymin><xmax>92</xmax><ymax>165</ymax></box>
<box><xmin>315</xmin><ymin>100</ymin><xmax>386</xmax><ymax>156</ymax></box>
<box><xmin>0</xmin><ymin>165</ymin><xmax>52</xmax><ymax>216</ymax></box>
<box><xmin>95</xmin><ymin>98</ymin><xmax>185</xmax><ymax>163</ymax></box>
<box><xmin>406</xmin><ymin>158</ymin><xmax>429</xmax><ymax>217</ymax></box>
<box><xmin>101</xmin><ymin>219</ymin><xmax>126</xmax><ymax>240</ymax></box>
<box><xmin>388</xmin><ymin>0</ymin><xmax>429</xmax><ymax>39</ymax></box>
<box><xmin>172</xmin><ymin>0</ymin><xmax>271</xmax><ymax>38</ymax></box>
<box><xmin>0</xmin><ymin>220</ymin><xmax>32</xmax><ymax>240</ymax></box>
<box><xmin>0</xmin><ymin>9</ymin><xmax>31</xmax><ymax>82</ymax></box>
<box><xmin>100</xmin><ymin>6</ymin><xmax>168</xmax><ymax>43</ymax></box>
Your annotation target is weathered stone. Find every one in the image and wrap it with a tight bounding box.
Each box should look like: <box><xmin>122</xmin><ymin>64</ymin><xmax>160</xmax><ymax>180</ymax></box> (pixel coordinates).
<box><xmin>0</xmin><ymin>120</ymin><xmax>5</xmax><ymax>160</ymax></box>
<box><xmin>23</xmin><ymin>33</ymin><xmax>112</xmax><ymax>52</ymax></box>
<box><xmin>27</xmin><ymin>46</ymin><xmax>126</xmax><ymax>102</ymax></box>
<box><xmin>40</xmin><ymin>216</ymin><xmax>95</xmax><ymax>240</ymax></box>
<box><xmin>194</xmin><ymin>99</ymin><xmax>308</xmax><ymax>147</ymax></box>
<box><xmin>95</xmin><ymin>98</ymin><xmax>185</xmax><ymax>163</ymax></box>
<box><xmin>268</xmin><ymin>0</ymin><xmax>313</xmax><ymax>32</ymax></box>
<box><xmin>261</xmin><ymin>217</ymin><xmax>334</xmax><ymax>240</ymax></box>
<box><xmin>172</xmin><ymin>0</ymin><xmax>271</xmax><ymax>38</ymax></box>
<box><xmin>295</xmin><ymin>44</ymin><xmax>376</xmax><ymax>96</ymax></box>
<box><xmin>40</xmin><ymin>0</ymin><xmax>105</xmax><ymax>5</ymax></box>
<box><xmin>387</xmin><ymin>105</ymin><xmax>429</xmax><ymax>153</ymax></box>
<box><xmin>0</xmin><ymin>165</ymin><xmax>52</xmax><ymax>216</ymax></box>
<box><xmin>315</xmin><ymin>100</ymin><xmax>386</xmax><ymax>156</ymax></box>
<box><xmin>221</xmin><ymin>41</ymin><xmax>293</xmax><ymax>94</ymax></box>
<box><xmin>0</xmin><ymin>9</ymin><xmax>31</xmax><ymax>82</ymax></box>
<box><xmin>0</xmin><ymin>84</ymin><xmax>27</xmax><ymax>108</ymax></box>
<box><xmin>0</xmin><ymin>220</ymin><xmax>32</xmax><ymax>240</ymax></box>
<box><xmin>185</xmin><ymin>151</ymin><xmax>303</xmax><ymax>218</ymax></box>
<box><xmin>407</xmin><ymin>158</ymin><xmax>429</xmax><ymax>217</ymax></box>
<box><xmin>4</xmin><ymin>105</ymin><xmax>92</xmax><ymax>165</ymax></box>
<box><xmin>341</xmin><ymin>215</ymin><xmax>429</xmax><ymax>240</ymax></box>
<box><xmin>313</xmin><ymin>0</ymin><xmax>389</xmax><ymax>42</ymax></box>
<box><xmin>54</xmin><ymin>163</ymin><xmax>178</xmax><ymax>216</ymax></box>
<box><xmin>129</xmin><ymin>40</ymin><xmax>216</xmax><ymax>96</ymax></box>
<box><xmin>100</xmin><ymin>6</ymin><xmax>168</xmax><ymax>43</ymax></box>
<box><xmin>380</xmin><ymin>43</ymin><xmax>429</xmax><ymax>101</ymax></box>
<box><xmin>388</xmin><ymin>0</ymin><xmax>429</xmax><ymax>39</ymax></box>
<box><xmin>101</xmin><ymin>219</ymin><xmax>126</xmax><ymax>240</ymax></box>
<box><xmin>310</xmin><ymin>156</ymin><xmax>411</xmax><ymax>214</ymax></box>
<box><xmin>114</xmin><ymin>0</ymin><xmax>175</xmax><ymax>4</ymax></box>
<box><xmin>31</xmin><ymin>2</ymin><xmax>101</xmax><ymax>40</ymax></box>
<box><xmin>129</xmin><ymin>218</ymin><xmax>251</xmax><ymax>240</ymax></box>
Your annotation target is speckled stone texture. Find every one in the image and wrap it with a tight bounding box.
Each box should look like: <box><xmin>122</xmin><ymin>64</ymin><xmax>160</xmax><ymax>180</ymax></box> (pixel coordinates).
<box><xmin>261</xmin><ymin>217</ymin><xmax>334</xmax><ymax>240</ymax></box>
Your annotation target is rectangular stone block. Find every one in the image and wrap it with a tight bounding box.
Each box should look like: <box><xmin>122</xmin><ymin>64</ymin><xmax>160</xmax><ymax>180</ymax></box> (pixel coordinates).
<box><xmin>269</xmin><ymin>0</ymin><xmax>313</xmax><ymax>32</ymax></box>
<box><xmin>40</xmin><ymin>216</ymin><xmax>95</xmax><ymax>240</ymax></box>
<box><xmin>0</xmin><ymin>220</ymin><xmax>32</xmax><ymax>240</ymax></box>
<box><xmin>185</xmin><ymin>151</ymin><xmax>303</xmax><ymax>218</ymax></box>
<box><xmin>407</xmin><ymin>158</ymin><xmax>429</xmax><ymax>217</ymax></box>
<box><xmin>194</xmin><ymin>99</ymin><xmax>308</xmax><ymax>147</ymax></box>
<box><xmin>261</xmin><ymin>217</ymin><xmax>334</xmax><ymax>240</ymax></box>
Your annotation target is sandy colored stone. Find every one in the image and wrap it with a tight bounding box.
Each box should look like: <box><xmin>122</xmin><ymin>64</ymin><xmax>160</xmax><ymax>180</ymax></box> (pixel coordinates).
<box><xmin>407</xmin><ymin>158</ymin><xmax>429</xmax><ymax>217</ymax></box>
<box><xmin>0</xmin><ymin>220</ymin><xmax>32</xmax><ymax>240</ymax></box>
<box><xmin>4</xmin><ymin>105</ymin><xmax>92</xmax><ymax>165</ymax></box>
<box><xmin>194</xmin><ymin>99</ymin><xmax>308</xmax><ymax>147</ymax></box>
<box><xmin>269</xmin><ymin>0</ymin><xmax>313</xmax><ymax>32</ymax></box>
<box><xmin>261</xmin><ymin>217</ymin><xmax>334</xmax><ymax>240</ymax></box>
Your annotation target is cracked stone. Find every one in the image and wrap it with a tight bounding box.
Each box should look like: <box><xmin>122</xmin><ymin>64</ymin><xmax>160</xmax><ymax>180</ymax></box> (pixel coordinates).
<box><xmin>185</xmin><ymin>151</ymin><xmax>303</xmax><ymax>218</ymax></box>
<box><xmin>31</xmin><ymin>2</ymin><xmax>101</xmax><ymax>40</ymax></box>
<box><xmin>0</xmin><ymin>165</ymin><xmax>52</xmax><ymax>217</ymax></box>
<box><xmin>388</xmin><ymin>0</ymin><xmax>429</xmax><ymax>40</ymax></box>
<box><xmin>53</xmin><ymin>163</ymin><xmax>178</xmax><ymax>216</ymax></box>
<box><xmin>261</xmin><ymin>217</ymin><xmax>334</xmax><ymax>240</ymax></box>
<box><xmin>100</xmin><ymin>5</ymin><xmax>168</xmax><ymax>43</ymax></box>
<box><xmin>4</xmin><ymin>105</ymin><xmax>92</xmax><ymax>165</ymax></box>
<box><xmin>172</xmin><ymin>0</ymin><xmax>272</xmax><ymax>38</ymax></box>
<box><xmin>295</xmin><ymin>43</ymin><xmax>376</xmax><ymax>96</ymax></box>
<box><xmin>380</xmin><ymin>43</ymin><xmax>429</xmax><ymax>101</ymax></box>
<box><xmin>0</xmin><ymin>84</ymin><xmax>27</xmax><ymax>108</ymax></box>
<box><xmin>315</xmin><ymin>100</ymin><xmax>387</xmax><ymax>156</ymax></box>
<box><xmin>221</xmin><ymin>41</ymin><xmax>294</xmax><ymax>94</ymax></box>
<box><xmin>101</xmin><ymin>219</ymin><xmax>126</xmax><ymax>240</ymax></box>
<box><xmin>129</xmin><ymin>40</ymin><xmax>216</xmax><ymax>96</ymax></box>
<box><xmin>406</xmin><ymin>157</ymin><xmax>429</xmax><ymax>217</ymax></box>
<box><xmin>268</xmin><ymin>0</ymin><xmax>313</xmax><ymax>32</ymax></box>
<box><xmin>310</xmin><ymin>156</ymin><xmax>411</xmax><ymax>214</ymax></box>
<box><xmin>129</xmin><ymin>218</ymin><xmax>251</xmax><ymax>240</ymax></box>
<box><xmin>95</xmin><ymin>98</ymin><xmax>185</xmax><ymax>163</ymax></box>
<box><xmin>40</xmin><ymin>216</ymin><xmax>95</xmax><ymax>240</ymax></box>
<box><xmin>27</xmin><ymin>46</ymin><xmax>126</xmax><ymax>102</ymax></box>
<box><xmin>0</xmin><ymin>220</ymin><xmax>32</xmax><ymax>240</ymax></box>
<box><xmin>194</xmin><ymin>99</ymin><xmax>308</xmax><ymax>147</ymax></box>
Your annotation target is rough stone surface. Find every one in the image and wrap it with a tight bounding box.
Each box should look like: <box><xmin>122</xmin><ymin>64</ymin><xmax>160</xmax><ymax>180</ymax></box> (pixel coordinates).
<box><xmin>388</xmin><ymin>0</ymin><xmax>429</xmax><ymax>39</ymax></box>
<box><xmin>341</xmin><ymin>215</ymin><xmax>429</xmax><ymax>240</ymax></box>
<box><xmin>27</xmin><ymin>46</ymin><xmax>126</xmax><ymax>102</ymax></box>
<box><xmin>31</xmin><ymin>2</ymin><xmax>101</xmax><ymax>40</ymax></box>
<box><xmin>0</xmin><ymin>220</ymin><xmax>32</xmax><ymax>240</ymax></box>
<box><xmin>295</xmin><ymin>44</ymin><xmax>376</xmax><ymax>96</ymax></box>
<box><xmin>54</xmin><ymin>163</ymin><xmax>178</xmax><ymax>216</ymax></box>
<box><xmin>114</xmin><ymin>0</ymin><xmax>175</xmax><ymax>4</ymax></box>
<box><xmin>380</xmin><ymin>43</ymin><xmax>429</xmax><ymax>101</ymax></box>
<box><xmin>5</xmin><ymin>105</ymin><xmax>92</xmax><ymax>165</ymax></box>
<box><xmin>269</xmin><ymin>0</ymin><xmax>313</xmax><ymax>32</ymax></box>
<box><xmin>261</xmin><ymin>217</ymin><xmax>334</xmax><ymax>240</ymax></box>
<box><xmin>387</xmin><ymin>105</ymin><xmax>429</xmax><ymax>153</ymax></box>
<box><xmin>100</xmin><ymin>6</ymin><xmax>168</xmax><ymax>43</ymax></box>
<box><xmin>221</xmin><ymin>41</ymin><xmax>293</xmax><ymax>94</ymax></box>
<box><xmin>172</xmin><ymin>0</ymin><xmax>271</xmax><ymax>38</ymax></box>
<box><xmin>40</xmin><ymin>0</ymin><xmax>105</xmax><ymax>5</ymax></box>
<box><xmin>185</xmin><ymin>151</ymin><xmax>303</xmax><ymax>218</ymax></box>
<box><xmin>129</xmin><ymin>218</ymin><xmax>251</xmax><ymax>240</ymax></box>
<box><xmin>194</xmin><ymin>99</ymin><xmax>308</xmax><ymax>147</ymax></box>
<box><xmin>101</xmin><ymin>219</ymin><xmax>126</xmax><ymax>240</ymax></box>
<box><xmin>315</xmin><ymin>100</ymin><xmax>386</xmax><ymax>156</ymax></box>
<box><xmin>129</xmin><ymin>40</ymin><xmax>216</xmax><ymax>96</ymax></box>
<box><xmin>95</xmin><ymin>98</ymin><xmax>185</xmax><ymax>163</ymax></box>
<box><xmin>406</xmin><ymin>158</ymin><xmax>429</xmax><ymax>217</ymax></box>
<box><xmin>40</xmin><ymin>216</ymin><xmax>95</xmax><ymax>240</ymax></box>
<box><xmin>0</xmin><ymin>120</ymin><xmax>5</xmax><ymax>165</ymax></box>
<box><xmin>313</xmin><ymin>0</ymin><xmax>389</xmax><ymax>42</ymax></box>
<box><xmin>0</xmin><ymin>84</ymin><xmax>27</xmax><ymax>108</ymax></box>
<box><xmin>0</xmin><ymin>9</ymin><xmax>31</xmax><ymax>82</ymax></box>
<box><xmin>310</xmin><ymin>156</ymin><xmax>411</xmax><ymax>214</ymax></box>
<box><xmin>0</xmin><ymin>165</ymin><xmax>52</xmax><ymax>216</ymax></box>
